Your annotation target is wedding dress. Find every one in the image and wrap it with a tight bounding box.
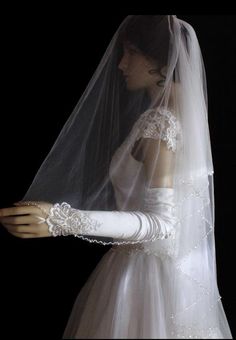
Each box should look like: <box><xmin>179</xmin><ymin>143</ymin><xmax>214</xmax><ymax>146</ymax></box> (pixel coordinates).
<box><xmin>59</xmin><ymin>108</ymin><xmax>231</xmax><ymax>339</ymax></box>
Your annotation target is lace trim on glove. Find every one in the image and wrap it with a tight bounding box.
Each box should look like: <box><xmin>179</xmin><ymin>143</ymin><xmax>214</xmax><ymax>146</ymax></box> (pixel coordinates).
<box><xmin>46</xmin><ymin>202</ymin><xmax>102</xmax><ymax>237</ymax></box>
<box><xmin>44</xmin><ymin>202</ymin><xmax>177</xmax><ymax>243</ymax></box>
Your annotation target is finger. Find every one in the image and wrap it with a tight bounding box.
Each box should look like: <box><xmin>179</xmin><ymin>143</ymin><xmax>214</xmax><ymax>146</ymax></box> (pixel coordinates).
<box><xmin>3</xmin><ymin>224</ymin><xmax>38</xmax><ymax>234</ymax></box>
<box><xmin>9</xmin><ymin>232</ymin><xmax>37</xmax><ymax>239</ymax></box>
<box><xmin>0</xmin><ymin>215</ymin><xmax>42</xmax><ymax>225</ymax></box>
<box><xmin>0</xmin><ymin>206</ymin><xmax>41</xmax><ymax>217</ymax></box>
<box><xmin>4</xmin><ymin>223</ymin><xmax>50</xmax><ymax>236</ymax></box>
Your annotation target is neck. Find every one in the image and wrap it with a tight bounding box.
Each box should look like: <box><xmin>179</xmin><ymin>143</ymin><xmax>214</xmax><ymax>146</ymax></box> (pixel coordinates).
<box><xmin>147</xmin><ymin>84</ymin><xmax>160</xmax><ymax>103</ymax></box>
<box><xmin>147</xmin><ymin>82</ymin><xmax>176</xmax><ymax>110</ymax></box>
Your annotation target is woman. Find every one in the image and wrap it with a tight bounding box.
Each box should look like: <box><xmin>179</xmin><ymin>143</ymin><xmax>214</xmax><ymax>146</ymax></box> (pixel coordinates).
<box><xmin>0</xmin><ymin>15</ymin><xmax>233</xmax><ymax>338</ymax></box>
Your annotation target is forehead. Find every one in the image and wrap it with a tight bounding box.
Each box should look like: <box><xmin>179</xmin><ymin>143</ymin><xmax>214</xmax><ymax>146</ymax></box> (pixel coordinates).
<box><xmin>122</xmin><ymin>41</ymin><xmax>155</xmax><ymax>66</ymax></box>
<box><xmin>123</xmin><ymin>40</ymin><xmax>139</xmax><ymax>49</ymax></box>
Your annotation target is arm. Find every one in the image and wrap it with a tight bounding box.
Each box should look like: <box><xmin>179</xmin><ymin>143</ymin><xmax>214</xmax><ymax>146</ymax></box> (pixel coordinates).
<box><xmin>0</xmin><ymin>109</ymin><xmax>180</xmax><ymax>242</ymax></box>
<box><xmin>0</xmin><ymin>185</ymin><xmax>177</xmax><ymax>243</ymax></box>
<box><xmin>45</xmin><ymin>138</ymin><xmax>178</xmax><ymax>244</ymax></box>
<box><xmin>45</xmin><ymin>187</ymin><xmax>177</xmax><ymax>243</ymax></box>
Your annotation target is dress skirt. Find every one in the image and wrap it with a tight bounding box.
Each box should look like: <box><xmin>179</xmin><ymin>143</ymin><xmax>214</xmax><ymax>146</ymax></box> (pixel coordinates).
<box><xmin>62</xmin><ymin>246</ymin><xmax>229</xmax><ymax>339</ymax></box>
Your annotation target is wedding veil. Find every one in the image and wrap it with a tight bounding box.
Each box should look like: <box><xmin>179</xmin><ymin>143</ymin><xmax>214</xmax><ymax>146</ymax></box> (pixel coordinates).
<box><xmin>20</xmin><ymin>15</ymin><xmax>232</xmax><ymax>337</ymax></box>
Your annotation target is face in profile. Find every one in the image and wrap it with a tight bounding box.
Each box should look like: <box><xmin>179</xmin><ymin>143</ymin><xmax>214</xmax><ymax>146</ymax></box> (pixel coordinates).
<box><xmin>118</xmin><ymin>42</ymin><xmax>162</xmax><ymax>92</ymax></box>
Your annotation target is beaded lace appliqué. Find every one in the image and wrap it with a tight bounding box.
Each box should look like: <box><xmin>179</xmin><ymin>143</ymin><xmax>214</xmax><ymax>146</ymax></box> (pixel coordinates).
<box><xmin>172</xmin><ymin>325</ymin><xmax>223</xmax><ymax>339</ymax></box>
<box><xmin>46</xmin><ymin>202</ymin><xmax>101</xmax><ymax>237</ymax></box>
<box><xmin>134</xmin><ymin>108</ymin><xmax>181</xmax><ymax>152</ymax></box>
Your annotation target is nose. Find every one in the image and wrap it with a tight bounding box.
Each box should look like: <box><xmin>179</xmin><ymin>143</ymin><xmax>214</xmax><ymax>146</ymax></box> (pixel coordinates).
<box><xmin>118</xmin><ymin>53</ymin><xmax>128</xmax><ymax>72</ymax></box>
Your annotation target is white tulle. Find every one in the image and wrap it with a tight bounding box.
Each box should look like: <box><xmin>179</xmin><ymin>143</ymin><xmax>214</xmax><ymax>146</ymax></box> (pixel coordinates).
<box><xmin>62</xmin><ymin>237</ymin><xmax>227</xmax><ymax>339</ymax></box>
<box><xmin>19</xmin><ymin>15</ymin><xmax>233</xmax><ymax>338</ymax></box>
<box><xmin>61</xmin><ymin>141</ymin><xmax>231</xmax><ymax>339</ymax></box>
<box><xmin>45</xmin><ymin>108</ymin><xmax>180</xmax><ymax>246</ymax></box>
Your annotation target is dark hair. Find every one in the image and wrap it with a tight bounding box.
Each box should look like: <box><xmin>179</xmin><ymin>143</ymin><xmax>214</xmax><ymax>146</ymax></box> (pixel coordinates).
<box><xmin>119</xmin><ymin>15</ymin><xmax>172</xmax><ymax>72</ymax></box>
<box><xmin>120</xmin><ymin>16</ymin><xmax>192</xmax><ymax>86</ymax></box>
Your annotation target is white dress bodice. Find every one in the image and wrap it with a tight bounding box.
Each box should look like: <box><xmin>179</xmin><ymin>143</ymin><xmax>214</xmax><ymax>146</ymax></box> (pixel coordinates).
<box><xmin>109</xmin><ymin>142</ymin><xmax>146</xmax><ymax>211</ymax></box>
<box><xmin>109</xmin><ymin>107</ymin><xmax>181</xmax><ymax>211</ymax></box>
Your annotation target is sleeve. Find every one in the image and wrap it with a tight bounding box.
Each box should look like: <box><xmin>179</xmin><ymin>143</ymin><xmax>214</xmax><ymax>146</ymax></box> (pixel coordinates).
<box><xmin>45</xmin><ymin>109</ymin><xmax>181</xmax><ymax>245</ymax></box>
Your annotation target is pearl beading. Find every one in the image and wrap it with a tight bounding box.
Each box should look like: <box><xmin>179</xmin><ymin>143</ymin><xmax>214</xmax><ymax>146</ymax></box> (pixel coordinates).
<box><xmin>171</xmin><ymin>325</ymin><xmax>223</xmax><ymax>339</ymax></box>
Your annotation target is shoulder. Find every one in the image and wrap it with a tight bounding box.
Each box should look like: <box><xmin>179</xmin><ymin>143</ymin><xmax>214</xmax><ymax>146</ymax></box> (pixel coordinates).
<box><xmin>142</xmin><ymin>107</ymin><xmax>180</xmax><ymax>127</ymax></box>
<box><xmin>137</xmin><ymin>107</ymin><xmax>181</xmax><ymax>152</ymax></box>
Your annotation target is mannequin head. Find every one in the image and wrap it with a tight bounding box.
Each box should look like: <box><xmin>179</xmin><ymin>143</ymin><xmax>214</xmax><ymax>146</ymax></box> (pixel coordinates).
<box><xmin>118</xmin><ymin>41</ymin><xmax>167</xmax><ymax>93</ymax></box>
<box><xmin>117</xmin><ymin>15</ymin><xmax>173</xmax><ymax>101</ymax></box>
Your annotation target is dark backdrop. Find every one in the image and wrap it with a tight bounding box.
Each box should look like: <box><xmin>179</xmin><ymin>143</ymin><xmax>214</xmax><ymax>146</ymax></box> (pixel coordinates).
<box><xmin>1</xmin><ymin>13</ymin><xmax>235</xmax><ymax>338</ymax></box>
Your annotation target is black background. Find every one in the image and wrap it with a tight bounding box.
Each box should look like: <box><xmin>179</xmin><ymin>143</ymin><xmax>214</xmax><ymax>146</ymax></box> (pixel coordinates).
<box><xmin>0</xmin><ymin>10</ymin><xmax>235</xmax><ymax>338</ymax></box>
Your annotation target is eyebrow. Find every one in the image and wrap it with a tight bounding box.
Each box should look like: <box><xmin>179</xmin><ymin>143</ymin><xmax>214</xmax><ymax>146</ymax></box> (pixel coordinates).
<box><xmin>123</xmin><ymin>41</ymin><xmax>140</xmax><ymax>51</ymax></box>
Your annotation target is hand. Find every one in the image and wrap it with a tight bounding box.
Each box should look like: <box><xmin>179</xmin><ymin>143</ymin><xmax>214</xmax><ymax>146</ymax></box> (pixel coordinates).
<box><xmin>0</xmin><ymin>201</ymin><xmax>54</xmax><ymax>239</ymax></box>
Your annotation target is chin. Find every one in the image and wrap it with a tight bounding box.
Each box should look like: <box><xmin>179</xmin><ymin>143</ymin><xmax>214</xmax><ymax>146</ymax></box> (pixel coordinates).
<box><xmin>126</xmin><ymin>83</ymin><xmax>143</xmax><ymax>92</ymax></box>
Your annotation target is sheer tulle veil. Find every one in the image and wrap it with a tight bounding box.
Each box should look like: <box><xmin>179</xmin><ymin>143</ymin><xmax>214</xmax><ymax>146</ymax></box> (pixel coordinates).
<box><xmin>21</xmin><ymin>15</ymin><xmax>232</xmax><ymax>337</ymax></box>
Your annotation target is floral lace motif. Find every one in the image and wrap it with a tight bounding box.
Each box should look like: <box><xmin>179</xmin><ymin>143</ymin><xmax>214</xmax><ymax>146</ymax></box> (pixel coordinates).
<box><xmin>46</xmin><ymin>202</ymin><xmax>101</xmax><ymax>237</ymax></box>
<box><xmin>135</xmin><ymin>108</ymin><xmax>181</xmax><ymax>152</ymax></box>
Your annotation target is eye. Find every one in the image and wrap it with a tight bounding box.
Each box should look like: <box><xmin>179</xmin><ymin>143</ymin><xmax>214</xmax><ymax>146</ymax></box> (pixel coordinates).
<box><xmin>123</xmin><ymin>43</ymin><xmax>140</xmax><ymax>55</ymax></box>
<box><xmin>127</xmin><ymin>45</ymin><xmax>140</xmax><ymax>55</ymax></box>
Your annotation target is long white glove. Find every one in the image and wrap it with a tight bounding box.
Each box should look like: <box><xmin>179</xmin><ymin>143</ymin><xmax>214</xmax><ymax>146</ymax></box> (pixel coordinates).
<box><xmin>44</xmin><ymin>187</ymin><xmax>178</xmax><ymax>244</ymax></box>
